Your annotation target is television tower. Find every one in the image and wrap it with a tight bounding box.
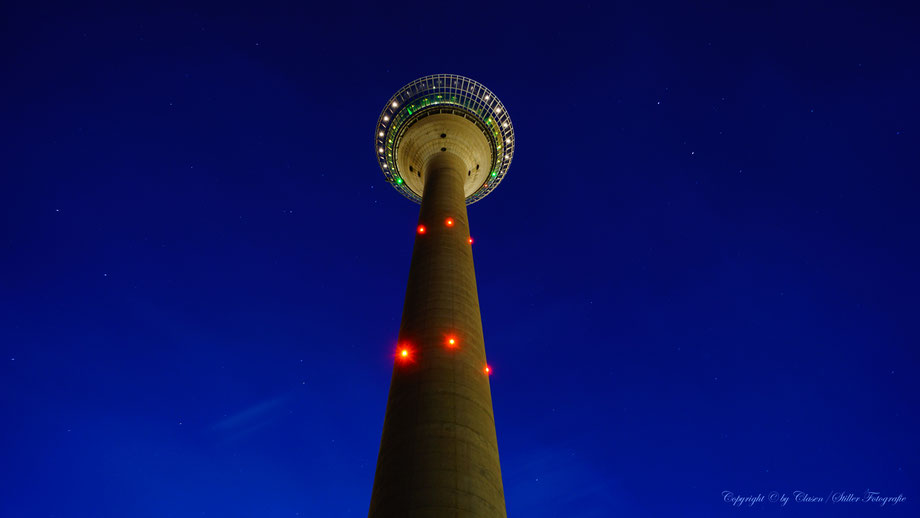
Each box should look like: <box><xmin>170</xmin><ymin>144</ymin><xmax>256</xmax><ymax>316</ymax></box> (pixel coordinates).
<box><xmin>368</xmin><ymin>74</ymin><xmax>514</xmax><ymax>518</ymax></box>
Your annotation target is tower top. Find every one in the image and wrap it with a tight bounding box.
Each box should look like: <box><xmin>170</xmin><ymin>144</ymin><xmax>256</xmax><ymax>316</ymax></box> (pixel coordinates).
<box><xmin>374</xmin><ymin>74</ymin><xmax>515</xmax><ymax>205</ymax></box>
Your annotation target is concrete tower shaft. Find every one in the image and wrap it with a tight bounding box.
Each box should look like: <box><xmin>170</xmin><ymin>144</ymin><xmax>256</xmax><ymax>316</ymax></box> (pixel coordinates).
<box><xmin>367</xmin><ymin>152</ymin><xmax>507</xmax><ymax>518</ymax></box>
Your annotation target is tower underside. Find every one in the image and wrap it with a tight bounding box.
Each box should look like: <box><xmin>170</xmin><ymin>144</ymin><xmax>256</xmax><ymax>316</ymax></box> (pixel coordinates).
<box><xmin>368</xmin><ymin>152</ymin><xmax>507</xmax><ymax>518</ymax></box>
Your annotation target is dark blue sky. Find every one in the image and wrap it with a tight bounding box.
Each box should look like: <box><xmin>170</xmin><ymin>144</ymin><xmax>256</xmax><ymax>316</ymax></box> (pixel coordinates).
<box><xmin>1</xmin><ymin>2</ymin><xmax>917</xmax><ymax>517</ymax></box>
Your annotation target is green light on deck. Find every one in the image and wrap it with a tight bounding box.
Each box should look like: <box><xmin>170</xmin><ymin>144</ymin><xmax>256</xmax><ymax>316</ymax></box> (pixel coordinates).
<box><xmin>491</xmin><ymin>172</ymin><xmax>497</xmax><ymax>177</ymax></box>
<box><xmin>396</xmin><ymin>178</ymin><xmax>404</xmax><ymax>185</ymax></box>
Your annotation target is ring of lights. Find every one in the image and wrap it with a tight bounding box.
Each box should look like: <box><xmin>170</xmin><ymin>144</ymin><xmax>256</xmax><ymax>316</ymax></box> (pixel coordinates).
<box><xmin>375</xmin><ymin>74</ymin><xmax>515</xmax><ymax>205</ymax></box>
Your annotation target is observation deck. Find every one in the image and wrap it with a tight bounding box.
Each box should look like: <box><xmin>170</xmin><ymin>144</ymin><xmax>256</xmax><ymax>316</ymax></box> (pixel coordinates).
<box><xmin>374</xmin><ymin>74</ymin><xmax>515</xmax><ymax>205</ymax></box>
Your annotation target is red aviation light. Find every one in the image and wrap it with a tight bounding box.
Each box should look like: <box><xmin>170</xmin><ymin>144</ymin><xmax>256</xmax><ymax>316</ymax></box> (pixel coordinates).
<box><xmin>446</xmin><ymin>336</ymin><xmax>457</xmax><ymax>348</ymax></box>
<box><xmin>468</xmin><ymin>237</ymin><xmax>474</xmax><ymax>245</ymax></box>
<box><xmin>484</xmin><ymin>365</ymin><xmax>492</xmax><ymax>375</ymax></box>
<box><xmin>445</xmin><ymin>218</ymin><xmax>455</xmax><ymax>227</ymax></box>
<box><xmin>417</xmin><ymin>225</ymin><xmax>426</xmax><ymax>235</ymax></box>
<box><xmin>396</xmin><ymin>345</ymin><xmax>414</xmax><ymax>363</ymax></box>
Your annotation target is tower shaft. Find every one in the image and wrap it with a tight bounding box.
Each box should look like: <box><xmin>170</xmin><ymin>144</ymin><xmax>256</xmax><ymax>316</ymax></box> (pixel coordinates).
<box><xmin>368</xmin><ymin>153</ymin><xmax>507</xmax><ymax>518</ymax></box>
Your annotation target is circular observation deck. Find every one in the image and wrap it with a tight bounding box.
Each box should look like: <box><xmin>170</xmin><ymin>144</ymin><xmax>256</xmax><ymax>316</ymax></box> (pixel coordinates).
<box><xmin>374</xmin><ymin>74</ymin><xmax>515</xmax><ymax>205</ymax></box>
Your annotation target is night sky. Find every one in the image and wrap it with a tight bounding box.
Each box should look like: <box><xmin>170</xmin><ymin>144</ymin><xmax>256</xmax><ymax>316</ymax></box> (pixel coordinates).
<box><xmin>2</xmin><ymin>2</ymin><xmax>917</xmax><ymax>517</ymax></box>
